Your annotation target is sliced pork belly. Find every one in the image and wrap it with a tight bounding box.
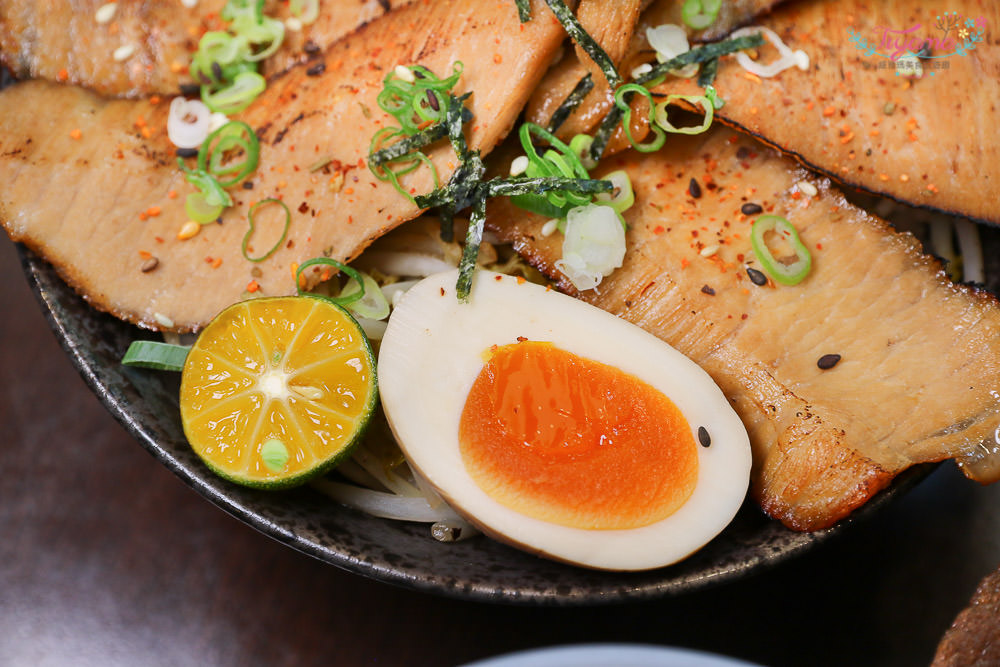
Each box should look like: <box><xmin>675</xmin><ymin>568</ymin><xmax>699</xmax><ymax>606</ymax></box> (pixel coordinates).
<box><xmin>486</xmin><ymin>127</ymin><xmax>1000</xmax><ymax>531</ymax></box>
<box><xmin>0</xmin><ymin>0</ymin><xmax>565</xmax><ymax>330</ymax></box>
<box><xmin>525</xmin><ymin>0</ymin><xmax>786</xmax><ymax>141</ymax></box>
<box><xmin>0</xmin><ymin>0</ymin><xmax>413</xmax><ymax>97</ymax></box>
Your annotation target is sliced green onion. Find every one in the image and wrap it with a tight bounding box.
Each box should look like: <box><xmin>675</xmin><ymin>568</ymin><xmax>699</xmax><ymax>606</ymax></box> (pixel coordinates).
<box><xmin>198</xmin><ymin>121</ymin><xmax>260</xmax><ymax>187</ymax></box>
<box><xmin>682</xmin><ymin>0</ymin><xmax>722</xmax><ymax>30</ymax></box>
<box><xmin>544</xmin><ymin>0</ymin><xmax>622</xmax><ymax>87</ymax></box>
<box><xmin>340</xmin><ymin>271</ymin><xmax>391</xmax><ymax>320</ymax></box>
<box><xmin>633</xmin><ymin>33</ymin><xmax>764</xmax><ymax>85</ymax></box>
<box><xmin>242</xmin><ymin>198</ymin><xmax>290</xmax><ymax>262</ymax></box>
<box><xmin>186</xmin><ymin>192</ymin><xmax>225</xmax><ymax>224</ymax></box>
<box><xmin>653</xmin><ymin>94</ymin><xmax>714</xmax><ymax>135</ymax></box>
<box><xmin>122</xmin><ymin>340</ymin><xmax>190</xmax><ymax>371</ymax></box>
<box><xmin>547</xmin><ymin>73</ymin><xmax>594</xmax><ymax>133</ymax></box>
<box><xmin>569</xmin><ymin>134</ymin><xmax>597</xmax><ymax>170</ymax></box>
<box><xmin>178</xmin><ymin>161</ymin><xmax>233</xmax><ymax>208</ymax></box>
<box><xmin>704</xmin><ymin>84</ymin><xmax>724</xmax><ymax>109</ymax></box>
<box><xmin>233</xmin><ymin>15</ymin><xmax>285</xmax><ymax>62</ymax></box>
<box><xmin>202</xmin><ymin>70</ymin><xmax>266</xmax><ymax>114</ymax></box>
<box><xmin>697</xmin><ymin>57</ymin><xmax>719</xmax><ymax>88</ymax></box>
<box><xmin>614</xmin><ymin>84</ymin><xmax>665</xmax><ymax>152</ymax></box>
<box><xmin>750</xmin><ymin>215</ymin><xmax>812</xmax><ymax>286</ymax></box>
<box><xmin>589</xmin><ymin>105</ymin><xmax>624</xmax><ymax>163</ymax></box>
<box><xmin>456</xmin><ymin>195</ymin><xmax>487</xmax><ymax>302</ymax></box>
<box><xmin>517</xmin><ymin>122</ymin><xmax>592</xmax><ymax>210</ymax></box>
<box><xmin>295</xmin><ymin>258</ymin><xmax>366</xmax><ymax>308</ymax></box>
<box><xmin>289</xmin><ymin>0</ymin><xmax>319</xmax><ymax>25</ymax></box>
<box><xmin>376</xmin><ymin>62</ymin><xmax>463</xmax><ymax>136</ymax></box>
<box><xmin>593</xmin><ymin>170</ymin><xmax>634</xmax><ymax>213</ymax></box>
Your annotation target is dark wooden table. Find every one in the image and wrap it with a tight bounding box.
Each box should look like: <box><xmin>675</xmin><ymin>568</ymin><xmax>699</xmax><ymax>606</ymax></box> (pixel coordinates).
<box><xmin>3</xmin><ymin>234</ymin><xmax>999</xmax><ymax>667</ymax></box>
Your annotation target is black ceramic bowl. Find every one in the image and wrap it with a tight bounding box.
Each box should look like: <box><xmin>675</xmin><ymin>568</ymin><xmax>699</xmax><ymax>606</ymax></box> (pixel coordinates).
<box><xmin>23</xmin><ymin>217</ymin><xmax>989</xmax><ymax>604</ymax></box>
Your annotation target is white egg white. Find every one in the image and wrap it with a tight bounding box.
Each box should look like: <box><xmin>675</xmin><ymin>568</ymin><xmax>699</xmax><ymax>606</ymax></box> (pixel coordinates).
<box><xmin>377</xmin><ymin>269</ymin><xmax>751</xmax><ymax>571</ymax></box>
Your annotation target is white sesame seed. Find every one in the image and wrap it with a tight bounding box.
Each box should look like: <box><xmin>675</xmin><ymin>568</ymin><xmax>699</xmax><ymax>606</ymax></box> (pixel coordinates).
<box><xmin>153</xmin><ymin>312</ymin><xmax>175</xmax><ymax>328</ymax></box>
<box><xmin>509</xmin><ymin>155</ymin><xmax>530</xmax><ymax>177</ymax></box>
<box><xmin>95</xmin><ymin>2</ymin><xmax>118</xmax><ymax>24</ymax></box>
<box><xmin>394</xmin><ymin>65</ymin><xmax>416</xmax><ymax>83</ymax></box>
<box><xmin>700</xmin><ymin>244</ymin><xmax>720</xmax><ymax>258</ymax></box>
<box><xmin>630</xmin><ymin>63</ymin><xmax>653</xmax><ymax>79</ymax></box>
<box><xmin>177</xmin><ymin>220</ymin><xmax>201</xmax><ymax>240</ymax></box>
<box><xmin>113</xmin><ymin>44</ymin><xmax>136</xmax><ymax>62</ymax></box>
<box><xmin>541</xmin><ymin>219</ymin><xmax>560</xmax><ymax>237</ymax></box>
<box><xmin>796</xmin><ymin>180</ymin><xmax>818</xmax><ymax>197</ymax></box>
<box><xmin>285</xmin><ymin>16</ymin><xmax>303</xmax><ymax>32</ymax></box>
<box><xmin>180</xmin><ymin>0</ymin><xmax>198</xmax><ymax>7</ymax></box>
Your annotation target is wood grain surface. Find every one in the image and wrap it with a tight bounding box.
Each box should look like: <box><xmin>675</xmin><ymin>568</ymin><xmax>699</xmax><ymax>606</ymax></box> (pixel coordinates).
<box><xmin>2</xmin><ymin>235</ymin><xmax>1000</xmax><ymax>667</ymax></box>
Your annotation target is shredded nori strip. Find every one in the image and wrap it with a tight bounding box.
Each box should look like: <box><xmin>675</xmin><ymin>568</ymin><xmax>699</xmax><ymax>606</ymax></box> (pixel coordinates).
<box><xmin>547</xmin><ymin>73</ymin><xmax>594</xmax><ymax>133</ymax></box>
<box><xmin>589</xmin><ymin>100</ymin><xmax>625</xmax><ymax>162</ymax></box>
<box><xmin>456</xmin><ymin>195</ymin><xmax>488</xmax><ymax>301</ymax></box>
<box><xmin>368</xmin><ymin>95</ymin><xmax>472</xmax><ymax>167</ymax></box>
<box><xmin>697</xmin><ymin>57</ymin><xmax>719</xmax><ymax>88</ymax></box>
<box><xmin>514</xmin><ymin>0</ymin><xmax>531</xmax><ymax>22</ymax></box>
<box><xmin>544</xmin><ymin>0</ymin><xmax>622</xmax><ymax>87</ymax></box>
<box><xmin>633</xmin><ymin>34</ymin><xmax>764</xmax><ymax>85</ymax></box>
<box><xmin>485</xmin><ymin>176</ymin><xmax>611</xmax><ymax>199</ymax></box>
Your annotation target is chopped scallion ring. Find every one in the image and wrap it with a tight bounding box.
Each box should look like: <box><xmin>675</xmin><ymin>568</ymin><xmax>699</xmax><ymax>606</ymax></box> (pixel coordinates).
<box><xmin>593</xmin><ymin>170</ymin><xmax>634</xmax><ymax>215</ymax></box>
<box><xmin>201</xmin><ymin>70</ymin><xmax>266</xmax><ymax>114</ymax></box>
<box><xmin>340</xmin><ymin>271</ymin><xmax>391</xmax><ymax>321</ymax></box>
<box><xmin>198</xmin><ymin>120</ymin><xmax>260</xmax><ymax>187</ymax></box>
<box><xmin>614</xmin><ymin>84</ymin><xmax>665</xmax><ymax>152</ymax></box>
<box><xmin>682</xmin><ymin>0</ymin><xmax>722</xmax><ymax>30</ymax></box>
<box><xmin>242</xmin><ymin>198</ymin><xmax>291</xmax><ymax>262</ymax></box>
<box><xmin>750</xmin><ymin>215</ymin><xmax>812</xmax><ymax>286</ymax></box>
<box><xmin>295</xmin><ymin>258</ymin><xmax>367</xmax><ymax>307</ymax></box>
<box><xmin>653</xmin><ymin>94</ymin><xmax>715</xmax><ymax>135</ymax></box>
<box><xmin>186</xmin><ymin>192</ymin><xmax>225</xmax><ymax>224</ymax></box>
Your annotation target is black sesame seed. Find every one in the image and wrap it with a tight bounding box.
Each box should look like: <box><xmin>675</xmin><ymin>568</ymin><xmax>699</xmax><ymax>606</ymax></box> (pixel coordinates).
<box><xmin>175</xmin><ymin>147</ymin><xmax>198</xmax><ymax>158</ymax></box>
<box><xmin>701</xmin><ymin>285</ymin><xmax>716</xmax><ymax>296</ymax></box>
<box><xmin>817</xmin><ymin>354</ymin><xmax>842</xmax><ymax>370</ymax></box>
<box><xmin>698</xmin><ymin>426</ymin><xmax>711</xmax><ymax>448</ymax></box>
<box><xmin>242</xmin><ymin>181</ymin><xmax>255</xmax><ymax>190</ymax></box>
<box><xmin>746</xmin><ymin>267</ymin><xmax>768</xmax><ymax>286</ymax></box>
<box><xmin>303</xmin><ymin>40</ymin><xmax>321</xmax><ymax>55</ymax></box>
<box><xmin>211</xmin><ymin>61</ymin><xmax>223</xmax><ymax>82</ymax></box>
<box><xmin>427</xmin><ymin>89</ymin><xmax>440</xmax><ymax>112</ymax></box>
<box><xmin>178</xmin><ymin>83</ymin><xmax>201</xmax><ymax>97</ymax></box>
<box><xmin>306</xmin><ymin>62</ymin><xmax>326</xmax><ymax>77</ymax></box>
<box><xmin>736</xmin><ymin>146</ymin><xmax>751</xmax><ymax>160</ymax></box>
<box><xmin>688</xmin><ymin>177</ymin><xmax>702</xmax><ymax>199</ymax></box>
<box><xmin>741</xmin><ymin>202</ymin><xmax>763</xmax><ymax>215</ymax></box>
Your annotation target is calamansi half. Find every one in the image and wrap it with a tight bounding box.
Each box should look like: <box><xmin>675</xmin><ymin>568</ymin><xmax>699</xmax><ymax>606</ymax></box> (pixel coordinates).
<box><xmin>180</xmin><ymin>296</ymin><xmax>377</xmax><ymax>489</ymax></box>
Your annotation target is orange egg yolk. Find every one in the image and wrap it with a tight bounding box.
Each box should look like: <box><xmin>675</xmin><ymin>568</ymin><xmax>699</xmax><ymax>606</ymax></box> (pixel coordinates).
<box><xmin>458</xmin><ymin>341</ymin><xmax>699</xmax><ymax>530</ymax></box>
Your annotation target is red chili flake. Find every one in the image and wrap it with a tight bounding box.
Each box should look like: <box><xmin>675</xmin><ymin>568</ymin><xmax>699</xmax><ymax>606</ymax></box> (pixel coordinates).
<box><xmin>439</xmin><ymin>287</ymin><xmax>446</xmax><ymax>296</ymax></box>
<box><xmin>653</xmin><ymin>225</ymin><xmax>665</xmax><ymax>234</ymax></box>
<box><xmin>494</xmin><ymin>275</ymin><xmax>503</xmax><ymax>281</ymax></box>
<box><xmin>246</xmin><ymin>280</ymin><xmax>260</xmax><ymax>293</ymax></box>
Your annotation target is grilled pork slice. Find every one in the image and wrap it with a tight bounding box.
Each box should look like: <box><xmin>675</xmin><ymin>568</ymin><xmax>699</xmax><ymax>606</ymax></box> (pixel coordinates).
<box><xmin>525</xmin><ymin>0</ymin><xmax>785</xmax><ymax>142</ymax></box>
<box><xmin>0</xmin><ymin>0</ymin><xmax>565</xmax><ymax>331</ymax></box>
<box><xmin>659</xmin><ymin>0</ymin><xmax>1000</xmax><ymax>225</ymax></box>
<box><xmin>486</xmin><ymin>127</ymin><xmax>1000</xmax><ymax>531</ymax></box>
<box><xmin>0</xmin><ymin>0</ymin><xmax>412</xmax><ymax>97</ymax></box>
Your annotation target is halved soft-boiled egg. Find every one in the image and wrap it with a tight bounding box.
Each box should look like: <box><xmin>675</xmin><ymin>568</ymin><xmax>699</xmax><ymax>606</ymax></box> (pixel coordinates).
<box><xmin>377</xmin><ymin>270</ymin><xmax>751</xmax><ymax>571</ymax></box>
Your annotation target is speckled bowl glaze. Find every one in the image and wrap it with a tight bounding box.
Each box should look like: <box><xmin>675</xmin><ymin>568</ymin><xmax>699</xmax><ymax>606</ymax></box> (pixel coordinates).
<box><xmin>20</xmin><ymin>228</ymin><xmax>999</xmax><ymax>604</ymax></box>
